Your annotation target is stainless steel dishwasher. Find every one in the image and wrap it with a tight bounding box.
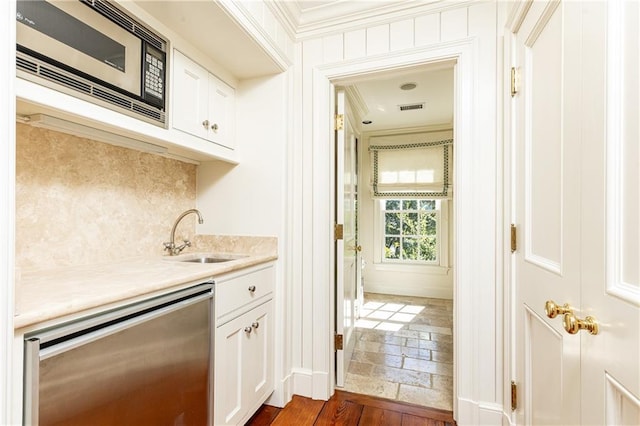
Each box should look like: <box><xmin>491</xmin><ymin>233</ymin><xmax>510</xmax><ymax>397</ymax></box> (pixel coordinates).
<box><xmin>23</xmin><ymin>281</ymin><xmax>214</xmax><ymax>426</ymax></box>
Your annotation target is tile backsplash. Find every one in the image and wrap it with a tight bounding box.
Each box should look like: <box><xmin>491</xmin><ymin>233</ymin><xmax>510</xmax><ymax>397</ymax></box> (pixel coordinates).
<box><xmin>16</xmin><ymin>123</ymin><xmax>197</xmax><ymax>270</ymax></box>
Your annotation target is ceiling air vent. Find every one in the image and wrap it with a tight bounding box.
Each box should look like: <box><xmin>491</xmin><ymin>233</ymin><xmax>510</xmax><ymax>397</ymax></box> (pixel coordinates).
<box><xmin>399</xmin><ymin>103</ymin><xmax>425</xmax><ymax>111</ymax></box>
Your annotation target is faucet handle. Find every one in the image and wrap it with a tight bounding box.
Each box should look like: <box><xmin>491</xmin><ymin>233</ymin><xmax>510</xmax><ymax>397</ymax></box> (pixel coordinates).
<box><xmin>163</xmin><ymin>242</ymin><xmax>174</xmax><ymax>251</ymax></box>
<box><xmin>173</xmin><ymin>240</ymin><xmax>192</xmax><ymax>255</ymax></box>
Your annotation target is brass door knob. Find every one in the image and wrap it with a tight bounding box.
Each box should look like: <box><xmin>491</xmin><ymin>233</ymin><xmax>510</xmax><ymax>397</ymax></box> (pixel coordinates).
<box><xmin>563</xmin><ymin>312</ymin><xmax>599</xmax><ymax>335</ymax></box>
<box><xmin>545</xmin><ymin>300</ymin><xmax>573</xmax><ymax>318</ymax></box>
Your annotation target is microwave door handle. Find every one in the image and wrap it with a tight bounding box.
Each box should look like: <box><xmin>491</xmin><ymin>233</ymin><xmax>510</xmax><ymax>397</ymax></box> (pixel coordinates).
<box><xmin>24</xmin><ymin>338</ymin><xmax>40</xmax><ymax>425</ymax></box>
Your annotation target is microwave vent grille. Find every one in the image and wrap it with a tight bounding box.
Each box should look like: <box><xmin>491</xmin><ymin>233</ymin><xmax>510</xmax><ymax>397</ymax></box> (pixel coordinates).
<box><xmin>17</xmin><ymin>52</ymin><xmax>166</xmax><ymax>126</ymax></box>
<box><xmin>132</xmin><ymin>104</ymin><xmax>163</xmax><ymax>122</ymax></box>
<box><xmin>93</xmin><ymin>87</ymin><xmax>132</xmax><ymax>109</ymax></box>
<box><xmin>85</xmin><ymin>0</ymin><xmax>166</xmax><ymax>51</ymax></box>
<box><xmin>16</xmin><ymin>56</ymin><xmax>38</xmax><ymax>74</ymax></box>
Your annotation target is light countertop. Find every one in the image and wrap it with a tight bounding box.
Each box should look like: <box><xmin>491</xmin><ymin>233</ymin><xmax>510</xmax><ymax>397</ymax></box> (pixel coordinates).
<box><xmin>14</xmin><ymin>235</ymin><xmax>277</xmax><ymax>330</ymax></box>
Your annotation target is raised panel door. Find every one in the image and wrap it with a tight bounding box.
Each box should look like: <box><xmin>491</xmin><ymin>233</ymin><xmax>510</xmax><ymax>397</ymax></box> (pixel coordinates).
<box><xmin>513</xmin><ymin>1</ymin><xmax>640</xmax><ymax>424</ymax></box>
<box><xmin>208</xmin><ymin>74</ymin><xmax>235</xmax><ymax>149</ymax></box>
<box><xmin>242</xmin><ymin>301</ymin><xmax>274</xmax><ymax>422</ymax></box>
<box><xmin>172</xmin><ymin>50</ymin><xmax>209</xmax><ymax>140</ymax></box>
<box><xmin>513</xmin><ymin>2</ymin><xmax>582</xmax><ymax>424</ymax></box>
<box><xmin>214</xmin><ymin>312</ymin><xmax>246</xmax><ymax>425</ymax></box>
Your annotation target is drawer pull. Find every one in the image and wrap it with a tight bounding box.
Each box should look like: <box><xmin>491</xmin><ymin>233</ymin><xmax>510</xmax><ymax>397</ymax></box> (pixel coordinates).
<box><xmin>244</xmin><ymin>326</ymin><xmax>252</xmax><ymax>334</ymax></box>
<box><xmin>248</xmin><ymin>285</ymin><xmax>256</xmax><ymax>293</ymax></box>
<box><xmin>252</xmin><ymin>321</ymin><xmax>260</xmax><ymax>329</ymax></box>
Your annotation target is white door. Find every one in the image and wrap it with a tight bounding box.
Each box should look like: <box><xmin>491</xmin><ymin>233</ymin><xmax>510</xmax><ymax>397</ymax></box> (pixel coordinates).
<box><xmin>579</xmin><ymin>1</ymin><xmax>640</xmax><ymax>423</ymax></box>
<box><xmin>513</xmin><ymin>1</ymin><xmax>640</xmax><ymax>424</ymax></box>
<box><xmin>335</xmin><ymin>88</ymin><xmax>358</xmax><ymax>387</ymax></box>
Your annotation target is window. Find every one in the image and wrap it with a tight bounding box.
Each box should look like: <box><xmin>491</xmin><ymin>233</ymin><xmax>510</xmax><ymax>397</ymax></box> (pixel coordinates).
<box><xmin>382</xmin><ymin>199</ymin><xmax>440</xmax><ymax>263</ymax></box>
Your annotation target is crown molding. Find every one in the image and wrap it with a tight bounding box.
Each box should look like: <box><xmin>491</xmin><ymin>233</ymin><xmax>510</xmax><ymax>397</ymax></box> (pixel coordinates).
<box><xmin>344</xmin><ymin>85</ymin><xmax>369</xmax><ymax>124</ymax></box>
<box><xmin>271</xmin><ymin>0</ymin><xmax>478</xmax><ymax>41</ymax></box>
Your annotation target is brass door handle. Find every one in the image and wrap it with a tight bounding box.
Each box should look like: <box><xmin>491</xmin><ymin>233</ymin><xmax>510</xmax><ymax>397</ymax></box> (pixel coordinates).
<box><xmin>545</xmin><ymin>300</ymin><xmax>573</xmax><ymax>318</ymax></box>
<box><xmin>563</xmin><ymin>313</ymin><xmax>599</xmax><ymax>335</ymax></box>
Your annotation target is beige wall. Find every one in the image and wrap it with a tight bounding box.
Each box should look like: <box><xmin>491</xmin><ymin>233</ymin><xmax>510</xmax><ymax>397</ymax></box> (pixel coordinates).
<box><xmin>15</xmin><ymin>123</ymin><xmax>197</xmax><ymax>270</ymax></box>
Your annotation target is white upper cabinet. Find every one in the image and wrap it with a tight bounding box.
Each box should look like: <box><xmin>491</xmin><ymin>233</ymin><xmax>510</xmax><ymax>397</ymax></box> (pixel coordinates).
<box><xmin>14</xmin><ymin>0</ymin><xmax>292</xmax><ymax>164</ymax></box>
<box><xmin>172</xmin><ymin>50</ymin><xmax>235</xmax><ymax>150</ymax></box>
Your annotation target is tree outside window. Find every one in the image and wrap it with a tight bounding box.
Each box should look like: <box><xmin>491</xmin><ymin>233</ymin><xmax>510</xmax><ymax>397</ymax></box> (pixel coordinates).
<box><xmin>383</xmin><ymin>199</ymin><xmax>438</xmax><ymax>262</ymax></box>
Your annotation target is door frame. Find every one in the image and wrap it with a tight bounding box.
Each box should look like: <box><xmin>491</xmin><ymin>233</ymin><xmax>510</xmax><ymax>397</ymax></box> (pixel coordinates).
<box><xmin>333</xmin><ymin>86</ymin><xmax>359</xmax><ymax>387</ymax></box>
<box><xmin>308</xmin><ymin>38</ymin><xmax>503</xmax><ymax>423</ymax></box>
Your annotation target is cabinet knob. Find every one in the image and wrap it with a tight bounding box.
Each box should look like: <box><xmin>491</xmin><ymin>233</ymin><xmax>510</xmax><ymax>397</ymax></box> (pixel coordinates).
<box><xmin>202</xmin><ymin>119</ymin><xmax>210</xmax><ymax>129</ymax></box>
<box><xmin>252</xmin><ymin>321</ymin><xmax>260</xmax><ymax>329</ymax></box>
<box><xmin>248</xmin><ymin>285</ymin><xmax>256</xmax><ymax>293</ymax></box>
<box><xmin>211</xmin><ymin>123</ymin><xmax>219</xmax><ymax>131</ymax></box>
<box><xmin>244</xmin><ymin>326</ymin><xmax>252</xmax><ymax>334</ymax></box>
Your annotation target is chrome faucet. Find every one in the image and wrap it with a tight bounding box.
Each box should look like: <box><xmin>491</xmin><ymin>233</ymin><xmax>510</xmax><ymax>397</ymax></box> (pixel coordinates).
<box><xmin>164</xmin><ymin>209</ymin><xmax>204</xmax><ymax>256</ymax></box>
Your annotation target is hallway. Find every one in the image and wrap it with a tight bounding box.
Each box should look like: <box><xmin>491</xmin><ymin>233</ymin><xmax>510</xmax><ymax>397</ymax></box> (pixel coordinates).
<box><xmin>342</xmin><ymin>293</ymin><xmax>454</xmax><ymax>411</ymax></box>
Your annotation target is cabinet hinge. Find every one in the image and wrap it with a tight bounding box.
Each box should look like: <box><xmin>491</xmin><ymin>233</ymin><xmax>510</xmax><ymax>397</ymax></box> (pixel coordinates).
<box><xmin>511</xmin><ymin>381</ymin><xmax>518</xmax><ymax>411</ymax></box>
<box><xmin>335</xmin><ymin>114</ymin><xmax>344</xmax><ymax>131</ymax></box>
<box><xmin>334</xmin><ymin>223</ymin><xmax>344</xmax><ymax>241</ymax></box>
<box><xmin>335</xmin><ymin>334</ymin><xmax>343</xmax><ymax>351</ymax></box>
<box><xmin>510</xmin><ymin>224</ymin><xmax>517</xmax><ymax>253</ymax></box>
<box><xmin>511</xmin><ymin>67</ymin><xmax>520</xmax><ymax>97</ymax></box>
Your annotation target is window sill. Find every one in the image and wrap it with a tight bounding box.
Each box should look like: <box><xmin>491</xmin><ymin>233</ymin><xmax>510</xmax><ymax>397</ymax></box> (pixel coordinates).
<box><xmin>372</xmin><ymin>262</ymin><xmax>451</xmax><ymax>275</ymax></box>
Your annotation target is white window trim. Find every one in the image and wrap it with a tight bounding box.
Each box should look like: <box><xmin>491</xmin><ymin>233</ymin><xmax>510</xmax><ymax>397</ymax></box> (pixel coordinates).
<box><xmin>374</xmin><ymin>199</ymin><xmax>450</xmax><ymax>267</ymax></box>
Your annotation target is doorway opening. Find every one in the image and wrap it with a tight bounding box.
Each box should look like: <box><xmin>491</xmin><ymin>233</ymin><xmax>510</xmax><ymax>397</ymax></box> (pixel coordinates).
<box><xmin>333</xmin><ymin>61</ymin><xmax>455</xmax><ymax>411</ymax></box>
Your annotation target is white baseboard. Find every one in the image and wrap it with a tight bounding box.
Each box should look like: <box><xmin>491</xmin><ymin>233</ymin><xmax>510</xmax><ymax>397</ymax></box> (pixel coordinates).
<box><xmin>365</xmin><ymin>282</ymin><xmax>453</xmax><ymax>299</ymax></box>
<box><xmin>266</xmin><ymin>372</ymin><xmax>293</xmax><ymax>408</ymax></box>
<box><xmin>291</xmin><ymin>368</ymin><xmax>313</xmax><ymax>398</ymax></box>
<box><xmin>290</xmin><ymin>368</ymin><xmax>331</xmax><ymax>401</ymax></box>
<box><xmin>457</xmin><ymin>398</ymin><xmax>504</xmax><ymax>425</ymax></box>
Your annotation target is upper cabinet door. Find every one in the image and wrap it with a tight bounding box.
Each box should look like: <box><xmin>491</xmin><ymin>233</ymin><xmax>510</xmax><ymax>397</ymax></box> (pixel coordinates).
<box><xmin>208</xmin><ymin>74</ymin><xmax>235</xmax><ymax>150</ymax></box>
<box><xmin>172</xmin><ymin>50</ymin><xmax>235</xmax><ymax>150</ymax></box>
<box><xmin>172</xmin><ymin>50</ymin><xmax>209</xmax><ymax>140</ymax></box>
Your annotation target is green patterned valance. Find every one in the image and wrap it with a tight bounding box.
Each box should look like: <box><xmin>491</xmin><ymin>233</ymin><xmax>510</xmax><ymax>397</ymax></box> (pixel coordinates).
<box><xmin>369</xmin><ymin>139</ymin><xmax>453</xmax><ymax>199</ymax></box>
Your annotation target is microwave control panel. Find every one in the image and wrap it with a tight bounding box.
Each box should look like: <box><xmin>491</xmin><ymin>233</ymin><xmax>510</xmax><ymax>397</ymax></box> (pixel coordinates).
<box><xmin>143</xmin><ymin>43</ymin><xmax>165</xmax><ymax>108</ymax></box>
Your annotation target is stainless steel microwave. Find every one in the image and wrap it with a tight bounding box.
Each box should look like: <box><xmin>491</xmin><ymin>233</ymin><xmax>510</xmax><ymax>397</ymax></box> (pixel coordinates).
<box><xmin>16</xmin><ymin>0</ymin><xmax>168</xmax><ymax>126</ymax></box>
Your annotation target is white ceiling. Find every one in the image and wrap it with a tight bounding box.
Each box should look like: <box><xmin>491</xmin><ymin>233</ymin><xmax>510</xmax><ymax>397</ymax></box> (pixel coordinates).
<box><xmin>345</xmin><ymin>63</ymin><xmax>455</xmax><ymax>132</ymax></box>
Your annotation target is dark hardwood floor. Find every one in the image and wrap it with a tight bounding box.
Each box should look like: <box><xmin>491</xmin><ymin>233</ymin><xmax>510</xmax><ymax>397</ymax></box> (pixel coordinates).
<box><xmin>245</xmin><ymin>390</ymin><xmax>456</xmax><ymax>426</ymax></box>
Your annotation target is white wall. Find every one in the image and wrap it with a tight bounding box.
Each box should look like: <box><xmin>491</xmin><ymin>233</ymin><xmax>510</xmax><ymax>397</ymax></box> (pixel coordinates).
<box><xmin>1</xmin><ymin>2</ymin><xmax>15</xmax><ymax>424</ymax></box>
<box><xmin>196</xmin><ymin>70</ymin><xmax>292</xmax><ymax>407</ymax></box>
<box><xmin>360</xmin><ymin>128</ymin><xmax>454</xmax><ymax>299</ymax></box>
<box><xmin>197</xmin><ymin>73</ymin><xmax>288</xmax><ymax>238</ymax></box>
<box><xmin>289</xmin><ymin>2</ymin><xmax>504</xmax><ymax>424</ymax></box>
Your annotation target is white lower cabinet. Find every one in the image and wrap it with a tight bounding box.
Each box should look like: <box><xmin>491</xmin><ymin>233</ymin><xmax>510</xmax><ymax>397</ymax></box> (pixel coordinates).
<box><xmin>214</xmin><ymin>264</ymin><xmax>274</xmax><ymax>425</ymax></box>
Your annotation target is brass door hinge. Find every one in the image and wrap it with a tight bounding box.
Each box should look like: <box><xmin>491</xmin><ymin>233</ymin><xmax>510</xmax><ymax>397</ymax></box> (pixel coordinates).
<box><xmin>511</xmin><ymin>381</ymin><xmax>518</xmax><ymax>411</ymax></box>
<box><xmin>510</xmin><ymin>224</ymin><xmax>517</xmax><ymax>253</ymax></box>
<box><xmin>335</xmin><ymin>114</ymin><xmax>344</xmax><ymax>131</ymax></box>
<box><xmin>511</xmin><ymin>67</ymin><xmax>520</xmax><ymax>97</ymax></box>
<box><xmin>334</xmin><ymin>223</ymin><xmax>344</xmax><ymax>241</ymax></box>
<box><xmin>335</xmin><ymin>334</ymin><xmax>344</xmax><ymax>351</ymax></box>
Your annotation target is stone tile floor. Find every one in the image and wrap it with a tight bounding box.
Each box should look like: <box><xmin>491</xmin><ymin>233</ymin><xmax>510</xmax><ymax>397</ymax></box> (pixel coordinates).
<box><xmin>342</xmin><ymin>293</ymin><xmax>454</xmax><ymax>411</ymax></box>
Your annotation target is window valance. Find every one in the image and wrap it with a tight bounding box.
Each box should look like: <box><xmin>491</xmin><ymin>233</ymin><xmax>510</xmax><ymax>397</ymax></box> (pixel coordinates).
<box><xmin>369</xmin><ymin>139</ymin><xmax>453</xmax><ymax>199</ymax></box>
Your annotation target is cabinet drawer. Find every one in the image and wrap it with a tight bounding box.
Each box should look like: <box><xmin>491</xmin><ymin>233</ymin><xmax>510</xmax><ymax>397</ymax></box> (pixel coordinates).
<box><xmin>216</xmin><ymin>265</ymin><xmax>273</xmax><ymax>320</ymax></box>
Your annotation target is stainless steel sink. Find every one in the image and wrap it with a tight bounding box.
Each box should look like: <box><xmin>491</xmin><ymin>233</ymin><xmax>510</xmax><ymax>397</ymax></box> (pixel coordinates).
<box><xmin>183</xmin><ymin>257</ymin><xmax>234</xmax><ymax>264</ymax></box>
<box><xmin>165</xmin><ymin>253</ymin><xmax>247</xmax><ymax>263</ymax></box>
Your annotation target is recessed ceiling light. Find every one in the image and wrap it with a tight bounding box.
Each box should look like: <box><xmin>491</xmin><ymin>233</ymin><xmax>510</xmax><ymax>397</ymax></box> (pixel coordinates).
<box><xmin>400</xmin><ymin>82</ymin><xmax>417</xmax><ymax>91</ymax></box>
<box><xmin>362</xmin><ymin>120</ymin><xmax>372</xmax><ymax>125</ymax></box>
